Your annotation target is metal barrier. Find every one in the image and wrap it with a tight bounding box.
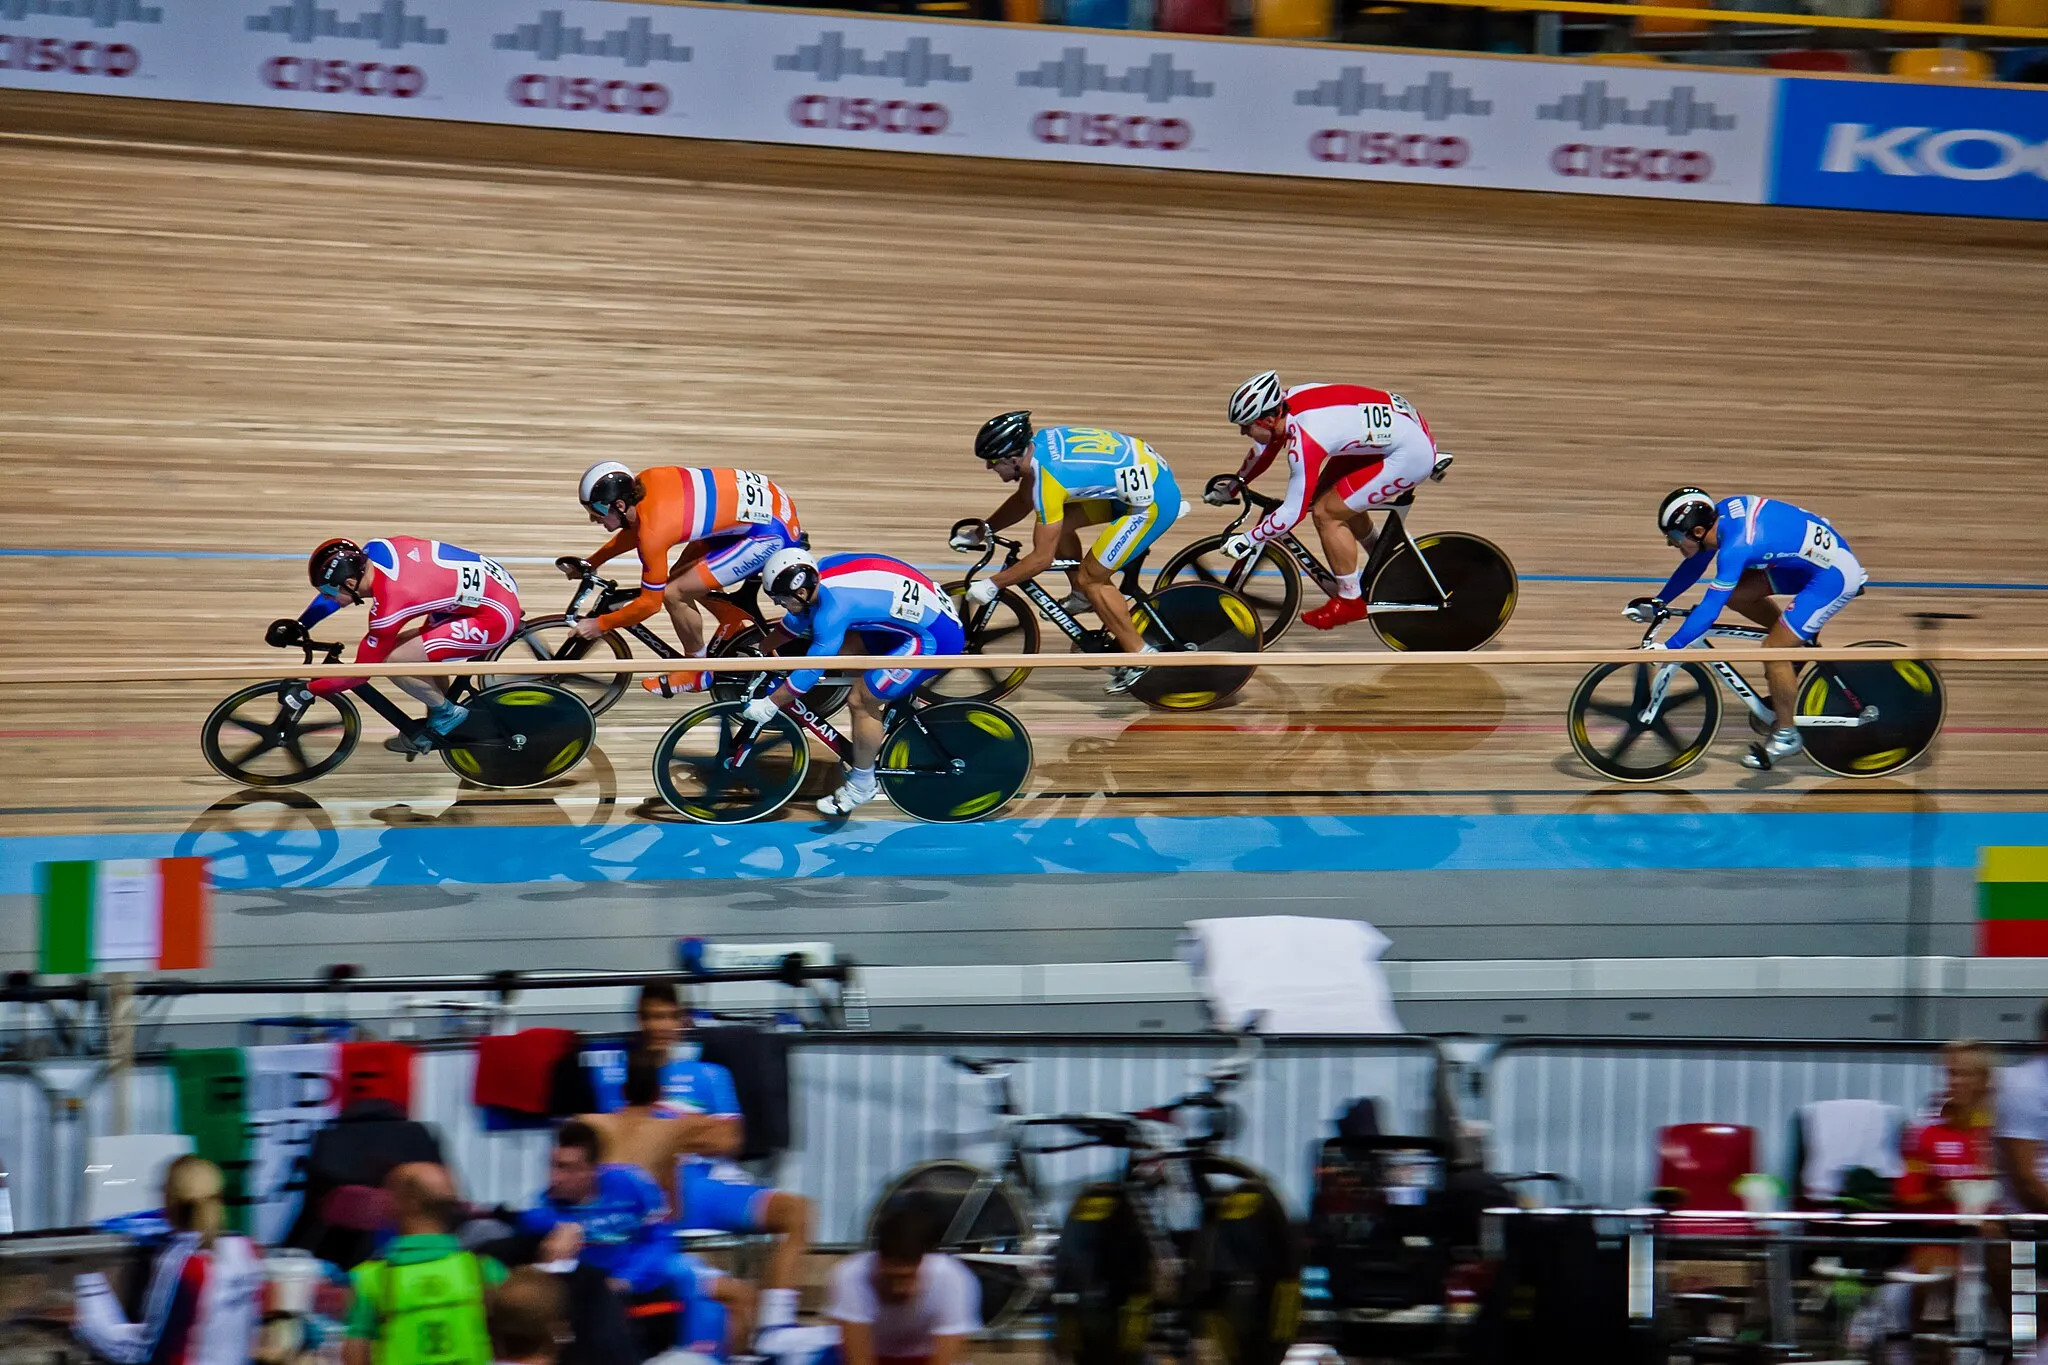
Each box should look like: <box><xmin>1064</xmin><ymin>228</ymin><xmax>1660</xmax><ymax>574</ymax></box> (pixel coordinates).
<box><xmin>1479</xmin><ymin>1036</ymin><xmax>1974</xmax><ymax>1208</ymax></box>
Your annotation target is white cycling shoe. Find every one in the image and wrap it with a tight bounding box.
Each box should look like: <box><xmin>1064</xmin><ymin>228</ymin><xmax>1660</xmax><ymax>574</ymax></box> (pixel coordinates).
<box><xmin>1743</xmin><ymin>727</ymin><xmax>1803</xmax><ymax>771</ymax></box>
<box><xmin>817</xmin><ymin>777</ymin><xmax>880</xmax><ymax>818</ymax></box>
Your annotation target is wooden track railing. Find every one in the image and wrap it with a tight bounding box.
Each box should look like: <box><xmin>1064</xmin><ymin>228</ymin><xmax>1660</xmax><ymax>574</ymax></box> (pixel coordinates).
<box><xmin>0</xmin><ymin>644</ymin><xmax>2038</xmax><ymax>687</ymax></box>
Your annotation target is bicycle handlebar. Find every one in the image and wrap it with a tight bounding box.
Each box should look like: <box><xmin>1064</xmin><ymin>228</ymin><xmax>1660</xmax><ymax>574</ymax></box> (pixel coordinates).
<box><xmin>263</xmin><ymin>619</ymin><xmax>345</xmax><ymax>667</ymax></box>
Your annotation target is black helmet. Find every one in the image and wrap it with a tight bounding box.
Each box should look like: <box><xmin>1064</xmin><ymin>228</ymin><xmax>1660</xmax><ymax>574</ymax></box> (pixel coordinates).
<box><xmin>308</xmin><ymin>538</ymin><xmax>369</xmax><ymax>596</ymax></box>
<box><xmin>975</xmin><ymin>411</ymin><xmax>1033</xmax><ymax>463</ymax></box>
<box><xmin>1657</xmin><ymin>488</ymin><xmax>1717</xmax><ymax>544</ymax></box>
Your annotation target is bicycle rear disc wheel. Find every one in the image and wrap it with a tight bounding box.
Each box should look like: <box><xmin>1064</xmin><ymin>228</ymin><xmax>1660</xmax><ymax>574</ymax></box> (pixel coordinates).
<box><xmin>489</xmin><ymin>615</ymin><xmax>632</xmax><ymax>717</ymax></box>
<box><xmin>1052</xmin><ymin>1183</ymin><xmax>1155</xmax><ymax>1365</ymax></box>
<box><xmin>1568</xmin><ymin>661</ymin><xmax>1723</xmax><ymax>782</ymax></box>
<box><xmin>1129</xmin><ymin>583</ymin><xmax>1262</xmax><ymax>712</ymax></box>
<box><xmin>921</xmin><ymin>582</ymin><xmax>1040</xmax><ymax>704</ymax></box>
<box><xmin>201</xmin><ymin>682</ymin><xmax>360</xmax><ymax>786</ymax></box>
<box><xmin>712</xmin><ymin>625</ymin><xmax>851</xmax><ymax>719</ymax></box>
<box><xmin>869</xmin><ymin>1160</ymin><xmax>1034</xmax><ymax>1329</ymax></box>
<box><xmin>1798</xmin><ymin>648</ymin><xmax>1945</xmax><ymax>778</ymax></box>
<box><xmin>879</xmin><ymin>701</ymin><xmax>1033</xmax><ymax>823</ymax></box>
<box><xmin>1189</xmin><ymin>1158</ymin><xmax>1302</xmax><ymax>1365</ymax></box>
<box><xmin>1152</xmin><ymin>534</ymin><xmax>1303</xmax><ymax>649</ymax></box>
<box><xmin>439</xmin><ymin>684</ymin><xmax>595</xmax><ymax>789</ymax></box>
<box><xmin>652</xmin><ymin>701</ymin><xmax>808</xmax><ymax>822</ymax></box>
<box><xmin>1368</xmin><ymin>531</ymin><xmax>1517</xmax><ymax>652</ymax></box>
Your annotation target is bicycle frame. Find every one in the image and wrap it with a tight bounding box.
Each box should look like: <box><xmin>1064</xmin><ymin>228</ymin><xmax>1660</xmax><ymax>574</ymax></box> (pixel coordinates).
<box><xmin>1211</xmin><ymin>471</ymin><xmax>1455</xmax><ymax>612</ymax></box>
<box><xmin>561</xmin><ymin>562</ymin><xmax>765</xmax><ymax>661</ymax></box>
<box><xmin>954</xmin><ymin>527</ymin><xmax>1195</xmax><ymax>651</ymax></box>
<box><xmin>1639</xmin><ymin>614</ymin><xmax>1876</xmax><ymax>730</ymax></box>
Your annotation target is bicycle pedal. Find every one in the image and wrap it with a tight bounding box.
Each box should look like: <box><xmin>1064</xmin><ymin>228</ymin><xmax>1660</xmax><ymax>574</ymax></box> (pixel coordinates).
<box><xmin>1743</xmin><ymin>742</ymin><xmax>1773</xmax><ymax>772</ymax></box>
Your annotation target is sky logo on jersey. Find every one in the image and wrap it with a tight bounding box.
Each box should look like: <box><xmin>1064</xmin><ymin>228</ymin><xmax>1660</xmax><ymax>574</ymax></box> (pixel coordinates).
<box><xmin>1771</xmin><ymin>75</ymin><xmax>2048</xmax><ymax>220</ymax></box>
<box><xmin>1016</xmin><ymin>48</ymin><xmax>1211</xmax><ymax>104</ymax></box>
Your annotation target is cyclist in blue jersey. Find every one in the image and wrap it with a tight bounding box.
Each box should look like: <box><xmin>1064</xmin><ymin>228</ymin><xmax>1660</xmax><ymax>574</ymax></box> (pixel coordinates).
<box><xmin>740</xmin><ymin>547</ymin><xmax>967</xmax><ymax>817</ymax></box>
<box><xmin>518</xmin><ymin>1120</ymin><xmax>747</xmax><ymax>1356</ymax></box>
<box><xmin>965</xmin><ymin>411</ymin><xmax>1185</xmax><ymax>696</ymax></box>
<box><xmin>1634</xmin><ymin>489</ymin><xmax>1869</xmax><ymax>770</ymax></box>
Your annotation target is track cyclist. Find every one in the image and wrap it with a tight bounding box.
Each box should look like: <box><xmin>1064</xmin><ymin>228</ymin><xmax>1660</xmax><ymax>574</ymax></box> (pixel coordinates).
<box><xmin>1216</xmin><ymin>371</ymin><xmax>1441</xmax><ymax>630</ymax></box>
<box><xmin>292</xmin><ymin>536</ymin><xmax>521</xmax><ymax>753</ymax></box>
<box><xmin>1636</xmin><ymin>489</ymin><xmax>1869</xmax><ymax>771</ymax></box>
<box><xmin>567</xmin><ymin>462</ymin><xmax>804</xmax><ymax>697</ymax></box>
<box><xmin>965</xmin><ymin>411</ymin><xmax>1184</xmax><ymax>695</ymax></box>
<box><xmin>741</xmin><ymin>548</ymin><xmax>966</xmax><ymax>817</ymax></box>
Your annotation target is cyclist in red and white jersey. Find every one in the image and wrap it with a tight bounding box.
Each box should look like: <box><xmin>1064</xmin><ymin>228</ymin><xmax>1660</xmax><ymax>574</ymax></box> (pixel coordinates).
<box><xmin>1216</xmin><ymin>371</ymin><xmax>1440</xmax><ymax>630</ymax></box>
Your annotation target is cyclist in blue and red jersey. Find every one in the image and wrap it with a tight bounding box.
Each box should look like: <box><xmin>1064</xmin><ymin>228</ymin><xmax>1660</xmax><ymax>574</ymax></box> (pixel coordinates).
<box><xmin>1634</xmin><ymin>489</ymin><xmax>1869</xmax><ymax>771</ymax></box>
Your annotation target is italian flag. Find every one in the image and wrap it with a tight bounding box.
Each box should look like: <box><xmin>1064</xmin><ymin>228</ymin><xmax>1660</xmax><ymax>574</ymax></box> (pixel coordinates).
<box><xmin>1978</xmin><ymin>847</ymin><xmax>2048</xmax><ymax>957</ymax></box>
<box><xmin>37</xmin><ymin>858</ymin><xmax>208</xmax><ymax>974</ymax></box>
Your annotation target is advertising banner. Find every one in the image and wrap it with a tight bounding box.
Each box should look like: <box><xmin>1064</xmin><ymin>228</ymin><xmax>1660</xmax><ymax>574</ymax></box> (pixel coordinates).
<box><xmin>1771</xmin><ymin>74</ymin><xmax>2048</xmax><ymax>221</ymax></box>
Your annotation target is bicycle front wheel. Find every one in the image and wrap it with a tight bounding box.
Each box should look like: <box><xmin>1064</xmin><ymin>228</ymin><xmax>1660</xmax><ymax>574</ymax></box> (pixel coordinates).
<box><xmin>1798</xmin><ymin>647</ymin><xmax>1944</xmax><ymax>778</ymax></box>
<box><xmin>1129</xmin><ymin>583</ymin><xmax>1262</xmax><ymax>712</ymax></box>
<box><xmin>1052</xmin><ymin>1183</ymin><xmax>1155</xmax><ymax>1365</ymax></box>
<box><xmin>652</xmin><ymin>701</ymin><xmax>808</xmax><ymax>822</ymax></box>
<box><xmin>201</xmin><ymin>682</ymin><xmax>360</xmax><ymax>786</ymax></box>
<box><xmin>1152</xmin><ymin>534</ymin><xmax>1303</xmax><ymax>649</ymax></box>
<box><xmin>489</xmin><ymin>615</ymin><xmax>632</xmax><ymax>716</ymax></box>
<box><xmin>1188</xmin><ymin>1158</ymin><xmax>1301</xmax><ymax>1365</ymax></box>
<box><xmin>869</xmin><ymin>1160</ymin><xmax>1035</xmax><ymax>1329</ymax></box>
<box><xmin>879</xmin><ymin>701</ymin><xmax>1033</xmax><ymax>823</ymax></box>
<box><xmin>1567</xmin><ymin>661</ymin><xmax>1723</xmax><ymax>782</ymax></box>
<box><xmin>923</xmin><ymin>582</ymin><xmax>1040</xmax><ymax>704</ymax></box>
<box><xmin>1368</xmin><ymin>531</ymin><xmax>1517</xmax><ymax>652</ymax></box>
<box><xmin>439</xmin><ymin>684</ymin><xmax>595</xmax><ymax>790</ymax></box>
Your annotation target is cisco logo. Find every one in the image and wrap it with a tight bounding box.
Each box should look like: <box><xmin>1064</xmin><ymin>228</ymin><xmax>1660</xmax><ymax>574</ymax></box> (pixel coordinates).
<box><xmin>1821</xmin><ymin>124</ymin><xmax>2048</xmax><ymax>181</ymax></box>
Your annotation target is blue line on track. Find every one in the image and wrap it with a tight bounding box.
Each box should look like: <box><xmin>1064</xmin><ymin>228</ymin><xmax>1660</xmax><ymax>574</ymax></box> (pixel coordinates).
<box><xmin>3</xmin><ymin>548</ymin><xmax>2045</xmax><ymax>593</ymax></box>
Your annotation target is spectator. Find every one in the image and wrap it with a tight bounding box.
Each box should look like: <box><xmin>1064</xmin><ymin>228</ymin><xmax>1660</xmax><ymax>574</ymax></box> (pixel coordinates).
<box><xmin>1997</xmin><ymin>1005</ymin><xmax>2048</xmax><ymax>1215</ymax></box>
<box><xmin>516</xmin><ymin>1119</ymin><xmax>751</xmax><ymax>1356</ymax></box>
<box><xmin>1903</xmin><ymin>1040</ymin><xmax>1999</xmax><ymax>1217</ymax></box>
<box><xmin>489</xmin><ymin>1268</ymin><xmax>568</xmax><ymax>1365</ymax></box>
<box><xmin>345</xmin><ymin>1162</ymin><xmax>505</xmax><ymax>1365</ymax></box>
<box><xmin>826</xmin><ymin>1194</ymin><xmax>980</xmax><ymax>1365</ymax></box>
<box><xmin>631</xmin><ymin>982</ymin><xmax>814</xmax><ymax>1349</ymax></box>
<box><xmin>72</xmin><ymin>1156</ymin><xmax>266</xmax><ymax>1365</ymax></box>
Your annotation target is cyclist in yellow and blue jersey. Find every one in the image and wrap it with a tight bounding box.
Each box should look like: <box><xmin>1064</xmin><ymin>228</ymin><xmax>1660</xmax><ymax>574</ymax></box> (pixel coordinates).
<box><xmin>966</xmin><ymin>411</ymin><xmax>1185</xmax><ymax>695</ymax></box>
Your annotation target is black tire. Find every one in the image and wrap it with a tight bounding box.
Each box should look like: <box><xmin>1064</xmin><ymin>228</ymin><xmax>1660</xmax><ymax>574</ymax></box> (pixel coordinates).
<box><xmin>651</xmin><ymin>701</ymin><xmax>809</xmax><ymax>823</ymax></box>
<box><xmin>1188</xmin><ymin>1159</ymin><xmax>1302</xmax><ymax>1365</ymax></box>
<box><xmin>926</xmin><ymin>582</ymin><xmax>1041</xmax><ymax>704</ymax></box>
<box><xmin>713</xmin><ymin>624</ymin><xmax>852</xmax><ymax>720</ymax></box>
<box><xmin>1797</xmin><ymin>647</ymin><xmax>1945</xmax><ymax>779</ymax></box>
<box><xmin>1129</xmin><ymin>583</ymin><xmax>1262</xmax><ymax>712</ymax></box>
<box><xmin>489</xmin><ymin>615</ymin><xmax>632</xmax><ymax>717</ymax></box>
<box><xmin>1152</xmin><ymin>535</ymin><xmax>1304</xmax><ymax>649</ymax></box>
<box><xmin>1368</xmin><ymin>531</ymin><xmax>1517</xmax><ymax>652</ymax></box>
<box><xmin>878</xmin><ymin>701</ymin><xmax>1034</xmax><ymax>822</ymax></box>
<box><xmin>1051</xmin><ymin>1183</ymin><xmax>1155</xmax><ymax>1365</ymax></box>
<box><xmin>437</xmin><ymin>684</ymin><xmax>595</xmax><ymax>790</ymax></box>
<box><xmin>201</xmin><ymin>682</ymin><xmax>360</xmax><ymax>787</ymax></box>
<box><xmin>868</xmin><ymin>1161</ymin><xmax>1034</xmax><ymax>1329</ymax></box>
<box><xmin>1567</xmin><ymin>660</ymin><xmax>1723</xmax><ymax>782</ymax></box>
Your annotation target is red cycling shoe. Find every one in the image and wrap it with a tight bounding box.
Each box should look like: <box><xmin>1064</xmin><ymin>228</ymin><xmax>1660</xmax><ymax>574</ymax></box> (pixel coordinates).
<box><xmin>1301</xmin><ymin>596</ymin><xmax>1371</xmax><ymax>631</ymax></box>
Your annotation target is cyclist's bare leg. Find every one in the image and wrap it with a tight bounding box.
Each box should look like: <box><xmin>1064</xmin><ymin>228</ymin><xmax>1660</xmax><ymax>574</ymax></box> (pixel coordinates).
<box><xmin>381</xmin><ymin>628</ymin><xmax>443</xmax><ymax>707</ymax></box>
<box><xmin>660</xmin><ymin>546</ymin><xmax>718</xmax><ymax>656</ymax></box>
<box><xmin>1055</xmin><ymin>520</ymin><xmax>1091</xmax><ymax>598</ymax></box>
<box><xmin>1312</xmin><ymin>489</ymin><xmax>1376</xmax><ymax>595</ymax></box>
<box><xmin>1726</xmin><ymin>572</ymin><xmax>1798</xmax><ymax>728</ymax></box>
<box><xmin>1077</xmin><ymin>553</ymin><xmax>1145</xmax><ymax>653</ymax></box>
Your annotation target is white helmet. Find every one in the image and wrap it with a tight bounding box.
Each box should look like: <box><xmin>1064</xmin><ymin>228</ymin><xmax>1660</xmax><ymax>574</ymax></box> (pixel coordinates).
<box><xmin>761</xmin><ymin>546</ymin><xmax>819</xmax><ymax>603</ymax></box>
<box><xmin>578</xmin><ymin>460</ymin><xmax>636</xmax><ymax>512</ymax></box>
<box><xmin>1228</xmin><ymin>371</ymin><xmax>1284</xmax><ymax>427</ymax></box>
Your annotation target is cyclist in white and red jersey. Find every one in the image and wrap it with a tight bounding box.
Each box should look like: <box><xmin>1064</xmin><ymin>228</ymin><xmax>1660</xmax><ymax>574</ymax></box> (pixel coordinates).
<box><xmin>1217</xmin><ymin>371</ymin><xmax>1440</xmax><ymax>630</ymax></box>
<box><xmin>286</xmin><ymin>535</ymin><xmax>522</xmax><ymax>753</ymax></box>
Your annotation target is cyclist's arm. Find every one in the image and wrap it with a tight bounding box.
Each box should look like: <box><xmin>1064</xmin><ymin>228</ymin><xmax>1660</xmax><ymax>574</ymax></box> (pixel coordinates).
<box><xmin>1246</xmin><ymin>429</ymin><xmax>1319</xmax><ymax>546</ymax></box>
<box><xmin>595</xmin><ymin>539</ymin><xmax>672</xmax><ymax>633</ymax></box>
<box><xmin>586</xmin><ymin>526</ymin><xmax>638</xmax><ymax>572</ymax></box>
<box><xmin>296</xmin><ymin>593</ymin><xmax>344</xmax><ymax>629</ymax></box>
<box><xmin>1653</xmin><ymin>550</ymin><xmax>1712</xmax><ymax>605</ymax></box>
<box><xmin>1662</xmin><ymin>549</ymin><xmax>1742</xmax><ymax>650</ymax></box>
<box><xmin>990</xmin><ymin>516</ymin><xmax>1063</xmax><ymax>592</ymax></box>
<box><xmin>784</xmin><ymin>601</ymin><xmax>847</xmax><ymax>698</ymax></box>
<box><xmin>1235</xmin><ymin>435</ymin><xmax>1281</xmax><ymax>486</ymax></box>
<box><xmin>307</xmin><ymin>617</ymin><xmax>403</xmax><ymax>697</ymax></box>
<box><xmin>666</xmin><ymin>1111</ymin><xmax>743</xmax><ymax>1159</ymax></box>
<box><xmin>984</xmin><ymin>484</ymin><xmax>1036</xmax><ymax>534</ymax></box>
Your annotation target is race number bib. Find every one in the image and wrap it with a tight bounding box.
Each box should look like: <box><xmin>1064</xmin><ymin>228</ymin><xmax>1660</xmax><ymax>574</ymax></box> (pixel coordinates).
<box><xmin>1390</xmin><ymin>394</ymin><xmax>1418</xmax><ymax>423</ymax></box>
<box><xmin>453</xmin><ymin>563</ymin><xmax>487</xmax><ymax>608</ymax></box>
<box><xmin>733</xmin><ymin>470</ymin><xmax>774</xmax><ymax>526</ymax></box>
<box><xmin>1114</xmin><ymin>462</ymin><xmax>1156</xmax><ymax>508</ymax></box>
<box><xmin>889</xmin><ymin>577</ymin><xmax>927</xmax><ymax>624</ymax></box>
<box><xmin>1361</xmin><ymin>403</ymin><xmax>1396</xmax><ymax>444</ymax></box>
<box><xmin>1799</xmin><ymin>520</ymin><xmax>1839</xmax><ymax>569</ymax></box>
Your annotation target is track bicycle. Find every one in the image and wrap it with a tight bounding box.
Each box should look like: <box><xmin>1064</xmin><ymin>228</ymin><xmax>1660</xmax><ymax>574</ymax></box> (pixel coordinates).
<box><xmin>922</xmin><ymin>519</ymin><xmax>1262</xmax><ymax>712</ymax></box>
<box><xmin>200</xmin><ymin>620</ymin><xmax>596</xmax><ymax>790</ymax></box>
<box><xmin>1566</xmin><ymin>604</ymin><xmax>1946</xmax><ymax>781</ymax></box>
<box><xmin>486</xmin><ymin>557</ymin><xmax>851</xmax><ymax>720</ymax></box>
<box><xmin>868</xmin><ymin>1038</ymin><xmax>1299</xmax><ymax>1365</ymax></box>
<box><xmin>650</xmin><ymin>669</ymin><xmax>1032</xmax><ymax>824</ymax></box>
<box><xmin>1152</xmin><ymin>461</ymin><xmax>1517</xmax><ymax>651</ymax></box>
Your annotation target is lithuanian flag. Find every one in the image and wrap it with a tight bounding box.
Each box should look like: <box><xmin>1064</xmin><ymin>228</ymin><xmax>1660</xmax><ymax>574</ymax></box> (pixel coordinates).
<box><xmin>1978</xmin><ymin>847</ymin><xmax>2048</xmax><ymax>957</ymax></box>
<box><xmin>37</xmin><ymin>858</ymin><xmax>209</xmax><ymax>974</ymax></box>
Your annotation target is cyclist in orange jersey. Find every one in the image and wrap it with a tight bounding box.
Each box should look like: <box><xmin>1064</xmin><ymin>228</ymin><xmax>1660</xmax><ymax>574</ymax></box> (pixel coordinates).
<box><xmin>567</xmin><ymin>463</ymin><xmax>804</xmax><ymax>696</ymax></box>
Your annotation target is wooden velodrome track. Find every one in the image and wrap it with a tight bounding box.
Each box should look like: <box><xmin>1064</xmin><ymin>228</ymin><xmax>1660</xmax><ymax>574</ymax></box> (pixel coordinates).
<box><xmin>3</xmin><ymin>90</ymin><xmax>2048</xmax><ymax>840</ymax></box>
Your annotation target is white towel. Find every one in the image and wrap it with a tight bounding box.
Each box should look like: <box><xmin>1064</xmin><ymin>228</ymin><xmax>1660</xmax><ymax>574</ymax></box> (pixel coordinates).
<box><xmin>1181</xmin><ymin>916</ymin><xmax>1403</xmax><ymax>1034</ymax></box>
<box><xmin>1799</xmin><ymin>1098</ymin><xmax>1906</xmax><ymax>1200</ymax></box>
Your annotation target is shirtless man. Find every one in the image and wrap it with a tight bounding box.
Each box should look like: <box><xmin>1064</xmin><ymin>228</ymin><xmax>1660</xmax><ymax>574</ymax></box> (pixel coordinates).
<box><xmin>580</xmin><ymin>1050</ymin><xmax>739</xmax><ymax>1211</ymax></box>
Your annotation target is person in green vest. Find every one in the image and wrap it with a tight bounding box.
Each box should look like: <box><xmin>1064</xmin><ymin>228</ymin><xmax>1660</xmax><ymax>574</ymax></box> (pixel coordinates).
<box><xmin>345</xmin><ymin>1162</ymin><xmax>506</xmax><ymax>1365</ymax></box>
